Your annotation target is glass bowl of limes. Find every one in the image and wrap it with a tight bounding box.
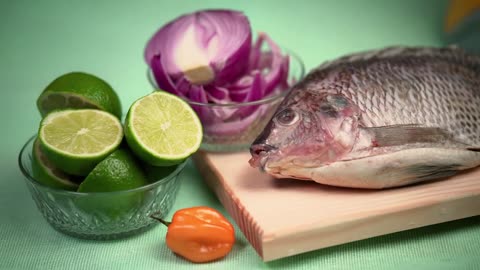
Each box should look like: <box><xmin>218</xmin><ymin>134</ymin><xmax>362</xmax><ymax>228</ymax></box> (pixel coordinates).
<box><xmin>20</xmin><ymin>72</ymin><xmax>202</xmax><ymax>239</ymax></box>
<box><xmin>18</xmin><ymin>135</ymin><xmax>188</xmax><ymax>240</ymax></box>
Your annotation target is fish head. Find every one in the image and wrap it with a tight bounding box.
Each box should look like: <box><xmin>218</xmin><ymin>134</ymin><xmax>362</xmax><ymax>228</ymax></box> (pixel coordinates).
<box><xmin>249</xmin><ymin>90</ymin><xmax>361</xmax><ymax>177</ymax></box>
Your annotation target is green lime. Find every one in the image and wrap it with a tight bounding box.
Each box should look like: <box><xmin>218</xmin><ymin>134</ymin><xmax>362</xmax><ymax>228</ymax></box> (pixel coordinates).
<box><xmin>76</xmin><ymin>148</ymin><xmax>149</xmax><ymax>219</ymax></box>
<box><xmin>38</xmin><ymin>109</ymin><xmax>123</xmax><ymax>176</ymax></box>
<box><xmin>78</xmin><ymin>148</ymin><xmax>148</xmax><ymax>192</ymax></box>
<box><xmin>31</xmin><ymin>139</ymin><xmax>80</xmax><ymax>191</ymax></box>
<box><xmin>37</xmin><ymin>72</ymin><xmax>122</xmax><ymax>119</ymax></box>
<box><xmin>124</xmin><ymin>91</ymin><xmax>203</xmax><ymax>166</ymax></box>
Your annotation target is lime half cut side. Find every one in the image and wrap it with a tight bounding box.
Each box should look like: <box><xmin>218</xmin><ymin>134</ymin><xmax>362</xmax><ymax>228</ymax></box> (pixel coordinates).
<box><xmin>38</xmin><ymin>109</ymin><xmax>123</xmax><ymax>176</ymax></box>
<box><xmin>31</xmin><ymin>139</ymin><xmax>79</xmax><ymax>191</ymax></box>
<box><xmin>125</xmin><ymin>91</ymin><xmax>203</xmax><ymax>166</ymax></box>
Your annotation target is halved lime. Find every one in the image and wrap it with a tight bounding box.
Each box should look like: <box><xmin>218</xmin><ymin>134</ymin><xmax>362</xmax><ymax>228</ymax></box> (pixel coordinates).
<box><xmin>38</xmin><ymin>109</ymin><xmax>123</xmax><ymax>176</ymax></box>
<box><xmin>36</xmin><ymin>72</ymin><xmax>122</xmax><ymax>119</ymax></box>
<box><xmin>31</xmin><ymin>139</ymin><xmax>79</xmax><ymax>191</ymax></box>
<box><xmin>124</xmin><ymin>91</ymin><xmax>202</xmax><ymax>166</ymax></box>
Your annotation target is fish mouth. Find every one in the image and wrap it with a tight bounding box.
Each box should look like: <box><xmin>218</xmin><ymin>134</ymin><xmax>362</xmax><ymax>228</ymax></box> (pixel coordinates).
<box><xmin>248</xmin><ymin>152</ymin><xmax>295</xmax><ymax>175</ymax></box>
<box><xmin>248</xmin><ymin>152</ymin><xmax>270</xmax><ymax>171</ymax></box>
<box><xmin>249</xmin><ymin>156</ymin><xmax>288</xmax><ymax>177</ymax></box>
<box><xmin>250</xmin><ymin>153</ymin><xmax>329</xmax><ymax>178</ymax></box>
<box><xmin>250</xmin><ymin>157</ymin><xmax>301</xmax><ymax>179</ymax></box>
<box><xmin>249</xmin><ymin>143</ymin><xmax>278</xmax><ymax>170</ymax></box>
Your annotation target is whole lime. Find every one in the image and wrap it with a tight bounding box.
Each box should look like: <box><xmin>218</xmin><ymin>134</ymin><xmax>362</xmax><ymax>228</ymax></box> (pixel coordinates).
<box><xmin>78</xmin><ymin>148</ymin><xmax>148</xmax><ymax>192</ymax></box>
<box><xmin>76</xmin><ymin>148</ymin><xmax>149</xmax><ymax>220</ymax></box>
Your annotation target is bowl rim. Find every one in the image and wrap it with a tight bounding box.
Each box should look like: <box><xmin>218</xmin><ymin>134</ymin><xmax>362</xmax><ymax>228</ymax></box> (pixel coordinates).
<box><xmin>146</xmin><ymin>50</ymin><xmax>306</xmax><ymax>108</ymax></box>
<box><xmin>18</xmin><ymin>135</ymin><xmax>188</xmax><ymax>196</ymax></box>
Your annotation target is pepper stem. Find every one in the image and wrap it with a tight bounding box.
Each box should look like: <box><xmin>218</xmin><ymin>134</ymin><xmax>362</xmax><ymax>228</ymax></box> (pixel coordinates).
<box><xmin>149</xmin><ymin>212</ymin><xmax>171</xmax><ymax>226</ymax></box>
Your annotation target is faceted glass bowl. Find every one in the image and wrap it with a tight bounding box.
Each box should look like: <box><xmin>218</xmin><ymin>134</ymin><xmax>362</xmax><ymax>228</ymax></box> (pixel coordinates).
<box><xmin>18</xmin><ymin>135</ymin><xmax>186</xmax><ymax>240</ymax></box>
<box><xmin>148</xmin><ymin>52</ymin><xmax>305</xmax><ymax>152</ymax></box>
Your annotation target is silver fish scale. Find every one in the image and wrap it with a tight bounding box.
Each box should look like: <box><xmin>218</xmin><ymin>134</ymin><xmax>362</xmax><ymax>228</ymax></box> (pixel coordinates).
<box><xmin>291</xmin><ymin>47</ymin><xmax>480</xmax><ymax>146</ymax></box>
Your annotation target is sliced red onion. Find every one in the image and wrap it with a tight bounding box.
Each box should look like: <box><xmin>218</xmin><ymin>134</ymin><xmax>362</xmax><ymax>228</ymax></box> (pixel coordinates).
<box><xmin>206</xmin><ymin>75</ymin><xmax>261</xmax><ymax>123</ymax></box>
<box><xmin>229</xmin><ymin>88</ymin><xmax>250</xmax><ymax>102</ymax></box>
<box><xmin>204</xmin><ymin>106</ymin><xmax>266</xmax><ymax>136</ymax></box>
<box><xmin>254</xmin><ymin>32</ymin><xmax>287</xmax><ymax>96</ymax></box>
<box><xmin>242</xmin><ymin>71</ymin><xmax>264</xmax><ymax>102</ymax></box>
<box><xmin>188</xmin><ymin>84</ymin><xmax>208</xmax><ymax>103</ymax></box>
<box><xmin>145</xmin><ymin>15</ymin><xmax>195</xmax><ymax>77</ymax></box>
<box><xmin>150</xmin><ymin>54</ymin><xmax>178</xmax><ymax>95</ymax></box>
<box><xmin>145</xmin><ymin>9</ymin><xmax>252</xmax><ymax>85</ymax></box>
<box><xmin>200</xmin><ymin>11</ymin><xmax>252</xmax><ymax>84</ymax></box>
<box><xmin>187</xmin><ymin>84</ymin><xmax>211</xmax><ymax>124</ymax></box>
<box><xmin>172</xmin><ymin>77</ymin><xmax>189</xmax><ymax>97</ymax></box>
<box><xmin>205</xmin><ymin>86</ymin><xmax>229</xmax><ymax>102</ymax></box>
<box><xmin>146</xmin><ymin>9</ymin><xmax>293</xmax><ymax>137</ymax></box>
<box><xmin>248</xmin><ymin>32</ymin><xmax>265</xmax><ymax>70</ymax></box>
<box><xmin>256</xmin><ymin>52</ymin><xmax>274</xmax><ymax>70</ymax></box>
<box><xmin>229</xmin><ymin>72</ymin><xmax>263</xmax><ymax>118</ymax></box>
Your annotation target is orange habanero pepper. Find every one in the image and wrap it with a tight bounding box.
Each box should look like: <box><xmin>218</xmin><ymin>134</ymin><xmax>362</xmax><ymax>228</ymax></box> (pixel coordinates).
<box><xmin>151</xmin><ymin>206</ymin><xmax>235</xmax><ymax>263</ymax></box>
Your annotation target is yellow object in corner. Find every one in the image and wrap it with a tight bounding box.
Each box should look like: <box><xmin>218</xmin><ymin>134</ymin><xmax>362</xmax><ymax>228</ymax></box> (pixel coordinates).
<box><xmin>445</xmin><ymin>0</ymin><xmax>480</xmax><ymax>33</ymax></box>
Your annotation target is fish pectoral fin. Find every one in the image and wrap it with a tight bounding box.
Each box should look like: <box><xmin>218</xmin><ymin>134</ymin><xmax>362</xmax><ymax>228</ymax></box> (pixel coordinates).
<box><xmin>399</xmin><ymin>163</ymin><xmax>462</xmax><ymax>184</ymax></box>
<box><xmin>363</xmin><ymin>124</ymin><xmax>462</xmax><ymax>147</ymax></box>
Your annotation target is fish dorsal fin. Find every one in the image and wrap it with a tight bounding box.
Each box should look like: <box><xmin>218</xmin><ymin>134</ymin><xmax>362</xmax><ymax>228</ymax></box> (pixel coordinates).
<box><xmin>363</xmin><ymin>124</ymin><xmax>465</xmax><ymax>147</ymax></box>
<box><xmin>316</xmin><ymin>47</ymin><xmax>409</xmax><ymax>70</ymax></box>
<box><xmin>313</xmin><ymin>46</ymin><xmax>479</xmax><ymax>72</ymax></box>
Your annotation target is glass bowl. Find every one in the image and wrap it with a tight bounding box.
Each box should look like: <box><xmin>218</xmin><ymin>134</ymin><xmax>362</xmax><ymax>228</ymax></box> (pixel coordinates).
<box><xmin>148</xmin><ymin>52</ymin><xmax>305</xmax><ymax>152</ymax></box>
<box><xmin>18</xmin><ymin>135</ymin><xmax>186</xmax><ymax>240</ymax></box>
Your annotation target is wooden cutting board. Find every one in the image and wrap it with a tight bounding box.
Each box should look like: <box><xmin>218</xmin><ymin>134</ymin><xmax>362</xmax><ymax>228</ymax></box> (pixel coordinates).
<box><xmin>193</xmin><ymin>151</ymin><xmax>480</xmax><ymax>262</ymax></box>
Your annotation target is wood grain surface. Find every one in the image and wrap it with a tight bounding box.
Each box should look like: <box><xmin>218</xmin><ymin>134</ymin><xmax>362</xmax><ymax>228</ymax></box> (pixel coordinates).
<box><xmin>193</xmin><ymin>151</ymin><xmax>480</xmax><ymax>261</ymax></box>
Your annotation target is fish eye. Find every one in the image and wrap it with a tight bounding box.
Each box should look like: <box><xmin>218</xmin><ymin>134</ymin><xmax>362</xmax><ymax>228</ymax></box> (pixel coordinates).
<box><xmin>275</xmin><ymin>108</ymin><xmax>300</xmax><ymax>126</ymax></box>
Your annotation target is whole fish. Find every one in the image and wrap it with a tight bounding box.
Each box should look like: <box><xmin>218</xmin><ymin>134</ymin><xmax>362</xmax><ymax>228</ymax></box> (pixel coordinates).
<box><xmin>249</xmin><ymin>46</ymin><xmax>480</xmax><ymax>189</ymax></box>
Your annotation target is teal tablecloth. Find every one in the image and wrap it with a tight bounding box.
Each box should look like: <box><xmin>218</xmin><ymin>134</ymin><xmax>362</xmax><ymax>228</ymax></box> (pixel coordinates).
<box><xmin>2</xmin><ymin>0</ymin><xmax>479</xmax><ymax>269</ymax></box>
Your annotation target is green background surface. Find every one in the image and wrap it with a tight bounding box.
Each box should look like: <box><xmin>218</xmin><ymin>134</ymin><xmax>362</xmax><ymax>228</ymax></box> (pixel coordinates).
<box><xmin>2</xmin><ymin>0</ymin><xmax>479</xmax><ymax>269</ymax></box>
